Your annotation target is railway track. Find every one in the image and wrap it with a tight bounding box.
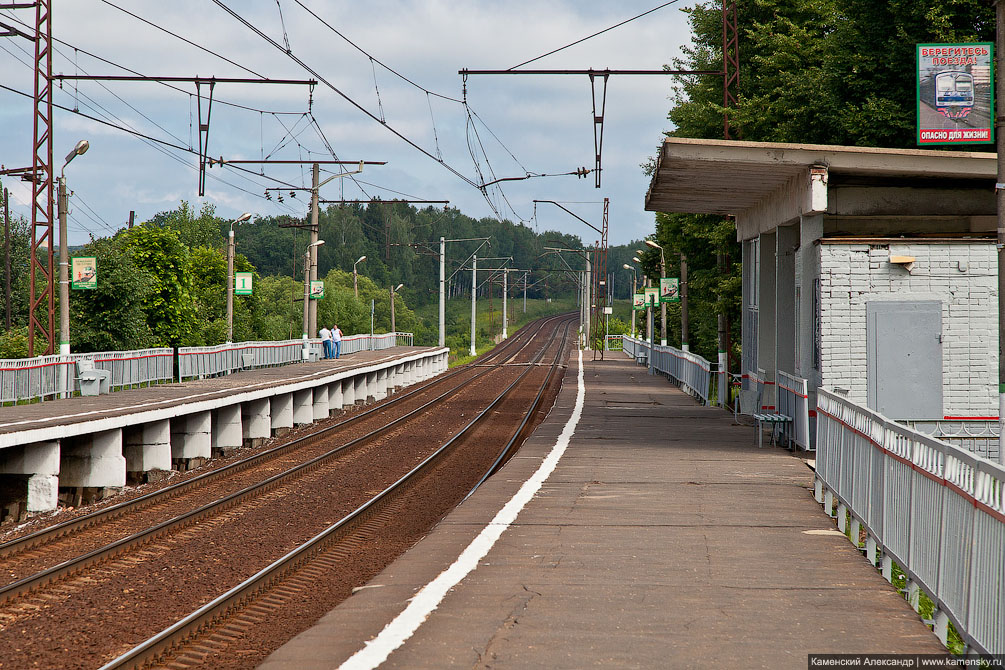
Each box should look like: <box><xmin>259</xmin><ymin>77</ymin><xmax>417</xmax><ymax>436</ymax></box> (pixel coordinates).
<box><xmin>0</xmin><ymin>313</ymin><xmax>576</xmax><ymax>670</ymax></box>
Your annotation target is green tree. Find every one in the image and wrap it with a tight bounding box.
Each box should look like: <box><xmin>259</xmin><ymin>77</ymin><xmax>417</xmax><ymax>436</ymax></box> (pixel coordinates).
<box><xmin>122</xmin><ymin>225</ymin><xmax>198</xmax><ymax>347</ymax></box>
<box><xmin>69</xmin><ymin>235</ymin><xmax>156</xmax><ymax>352</ymax></box>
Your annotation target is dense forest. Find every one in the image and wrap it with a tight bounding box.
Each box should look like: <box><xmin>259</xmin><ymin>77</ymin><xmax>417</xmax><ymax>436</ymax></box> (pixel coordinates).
<box><xmin>0</xmin><ymin>196</ymin><xmax>635</xmax><ymax>357</ymax></box>
<box><xmin>635</xmin><ymin>0</ymin><xmax>995</xmax><ymax>365</ymax></box>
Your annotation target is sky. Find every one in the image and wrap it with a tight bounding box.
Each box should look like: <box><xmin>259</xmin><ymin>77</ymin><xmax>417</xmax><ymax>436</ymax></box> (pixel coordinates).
<box><xmin>0</xmin><ymin>1</ymin><xmax>701</xmax><ymax>248</ymax></box>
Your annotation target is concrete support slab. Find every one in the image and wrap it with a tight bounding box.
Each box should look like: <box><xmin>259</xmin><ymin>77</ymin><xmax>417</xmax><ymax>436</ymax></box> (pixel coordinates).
<box><xmin>372</xmin><ymin>370</ymin><xmax>386</xmax><ymax>401</ymax></box>
<box><xmin>355</xmin><ymin>374</ymin><xmax>368</xmax><ymax>404</ymax></box>
<box><xmin>242</xmin><ymin>398</ymin><xmax>271</xmax><ymax>446</ymax></box>
<box><xmin>124</xmin><ymin>419</ymin><xmax>172</xmax><ymax>477</ymax></box>
<box><xmin>0</xmin><ymin>441</ymin><xmax>60</xmax><ymax>512</ymax></box>
<box><xmin>293</xmin><ymin>389</ymin><xmax>314</xmax><ymax>426</ymax></box>
<box><xmin>338</xmin><ymin>378</ymin><xmax>352</xmax><ymax>408</ymax></box>
<box><xmin>28</xmin><ymin>474</ymin><xmax>59</xmax><ymax>513</ymax></box>
<box><xmin>171</xmin><ymin>411</ymin><xmax>212</xmax><ymax>463</ymax></box>
<box><xmin>60</xmin><ymin>429</ymin><xmax>126</xmax><ymax>489</ymax></box>
<box><xmin>757</xmin><ymin>231</ymin><xmax>777</xmax><ymax>410</ymax></box>
<box><xmin>314</xmin><ymin>384</ymin><xmax>330</xmax><ymax>421</ymax></box>
<box><xmin>776</xmin><ymin>224</ymin><xmax>798</xmax><ymax>376</ymax></box>
<box><xmin>212</xmin><ymin>404</ymin><xmax>243</xmax><ymax>455</ymax></box>
<box><xmin>271</xmin><ymin>393</ymin><xmax>294</xmax><ymax>435</ymax></box>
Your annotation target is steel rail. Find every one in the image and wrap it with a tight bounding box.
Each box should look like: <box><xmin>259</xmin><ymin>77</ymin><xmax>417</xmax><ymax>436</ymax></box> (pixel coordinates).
<box><xmin>0</xmin><ymin>317</ymin><xmax>554</xmax><ymax>561</ymax></box>
<box><xmin>0</xmin><ymin>316</ymin><xmax>569</xmax><ymax>601</ymax></box>
<box><xmin>98</xmin><ymin>314</ymin><xmax>575</xmax><ymax>670</ymax></box>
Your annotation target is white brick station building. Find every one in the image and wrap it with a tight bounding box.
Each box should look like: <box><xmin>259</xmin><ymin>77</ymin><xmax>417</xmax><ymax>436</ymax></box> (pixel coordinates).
<box><xmin>644</xmin><ymin>138</ymin><xmax>998</xmax><ymax>426</ymax></box>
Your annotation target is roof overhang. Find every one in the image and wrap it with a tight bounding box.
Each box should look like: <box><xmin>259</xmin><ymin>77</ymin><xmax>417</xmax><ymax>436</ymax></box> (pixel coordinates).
<box><xmin>644</xmin><ymin>137</ymin><xmax>997</xmax><ymax>217</ymax></box>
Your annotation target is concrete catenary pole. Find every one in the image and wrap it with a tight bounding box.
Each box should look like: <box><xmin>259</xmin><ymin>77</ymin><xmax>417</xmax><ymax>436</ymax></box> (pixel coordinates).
<box><xmin>308</xmin><ymin>163</ymin><xmax>320</xmax><ymax>338</ymax></box>
<box><xmin>226</xmin><ymin>226</ymin><xmax>234</xmax><ymax>342</ymax></box>
<box><xmin>997</xmin><ymin>2</ymin><xmax>1004</xmax><ymax>465</ymax></box>
<box><xmin>502</xmin><ymin>268</ymin><xmax>508</xmax><ymax>339</ymax></box>
<box><xmin>439</xmin><ymin>236</ymin><xmax>446</xmax><ymax>347</ymax></box>
<box><xmin>57</xmin><ymin>176</ymin><xmax>69</xmax><ymax>357</ymax></box>
<box><xmin>470</xmin><ymin>254</ymin><xmax>477</xmax><ymax>357</ymax></box>
<box><xmin>681</xmin><ymin>254</ymin><xmax>690</xmax><ymax>352</ymax></box>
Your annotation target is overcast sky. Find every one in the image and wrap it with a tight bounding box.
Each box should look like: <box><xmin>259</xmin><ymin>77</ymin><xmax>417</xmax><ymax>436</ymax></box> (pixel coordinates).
<box><xmin>0</xmin><ymin>1</ymin><xmax>699</xmax><ymax>248</ymax></box>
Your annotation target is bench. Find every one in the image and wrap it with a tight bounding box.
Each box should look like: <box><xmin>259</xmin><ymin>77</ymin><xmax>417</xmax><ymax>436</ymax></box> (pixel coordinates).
<box><xmin>76</xmin><ymin>360</ymin><xmax>111</xmax><ymax>396</ymax></box>
<box><xmin>752</xmin><ymin>412</ymin><xmax>792</xmax><ymax>449</ymax></box>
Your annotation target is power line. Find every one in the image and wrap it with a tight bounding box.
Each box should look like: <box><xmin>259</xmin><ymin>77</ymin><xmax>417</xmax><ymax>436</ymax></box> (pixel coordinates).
<box><xmin>211</xmin><ymin>0</ymin><xmax>483</xmax><ymax>191</ymax></box>
<box><xmin>507</xmin><ymin>1</ymin><xmax>683</xmax><ymax>70</ymax></box>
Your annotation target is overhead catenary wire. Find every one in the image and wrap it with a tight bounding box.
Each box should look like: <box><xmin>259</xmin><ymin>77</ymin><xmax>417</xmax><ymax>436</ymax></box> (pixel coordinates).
<box><xmin>507</xmin><ymin>0</ymin><xmax>682</xmax><ymax>70</ymax></box>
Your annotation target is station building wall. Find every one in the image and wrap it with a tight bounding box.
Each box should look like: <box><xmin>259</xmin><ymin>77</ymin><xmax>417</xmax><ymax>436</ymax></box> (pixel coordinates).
<box><xmin>816</xmin><ymin>241</ymin><xmax>997</xmax><ymax>417</ymax></box>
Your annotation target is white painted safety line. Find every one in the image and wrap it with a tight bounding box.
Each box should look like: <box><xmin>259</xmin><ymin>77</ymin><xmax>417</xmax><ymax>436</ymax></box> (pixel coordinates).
<box><xmin>338</xmin><ymin>349</ymin><xmax>585</xmax><ymax>670</ymax></box>
<box><xmin>0</xmin><ymin>354</ymin><xmax>403</xmax><ymax>431</ymax></box>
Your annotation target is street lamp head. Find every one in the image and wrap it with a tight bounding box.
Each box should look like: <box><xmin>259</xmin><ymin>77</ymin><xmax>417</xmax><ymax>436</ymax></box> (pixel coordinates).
<box><xmin>355</xmin><ymin>255</ymin><xmax>366</xmax><ymax>264</ymax></box>
<box><xmin>632</xmin><ymin>257</ymin><xmax>642</xmax><ymax>264</ymax></box>
<box><xmin>235</xmin><ymin>212</ymin><xmax>252</xmax><ymax>223</ymax></box>
<box><xmin>394</xmin><ymin>283</ymin><xmax>404</xmax><ymax>292</ymax></box>
<box><xmin>644</xmin><ymin>240</ymin><xmax>662</xmax><ymax>250</ymax></box>
<box><xmin>635</xmin><ymin>250</ymin><xmax>645</xmax><ymax>256</ymax></box>
<box><xmin>306</xmin><ymin>239</ymin><xmax>325</xmax><ymax>251</ymax></box>
<box><xmin>622</xmin><ymin>264</ymin><xmax>633</xmax><ymax>270</ymax></box>
<box><xmin>62</xmin><ymin>139</ymin><xmax>90</xmax><ymax>171</ymax></box>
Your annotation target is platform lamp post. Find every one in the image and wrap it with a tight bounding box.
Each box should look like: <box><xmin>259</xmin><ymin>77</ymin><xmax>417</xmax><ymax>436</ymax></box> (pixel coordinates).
<box><xmin>623</xmin><ymin>263</ymin><xmax>637</xmax><ymax>338</ymax></box>
<box><xmin>302</xmin><ymin>240</ymin><xmax>325</xmax><ymax>360</ymax></box>
<box><xmin>645</xmin><ymin>240</ymin><xmax>667</xmax><ymax>346</ymax></box>
<box><xmin>633</xmin><ymin>255</ymin><xmax>651</xmax><ymax>345</ymax></box>
<box><xmin>390</xmin><ymin>283</ymin><xmax>403</xmax><ymax>335</ymax></box>
<box><xmin>353</xmin><ymin>255</ymin><xmax>366</xmax><ymax>299</ymax></box>
<box><xmin>226</xmin><ymin>212</ymin><xmax>252</xmax><ymax>343</ymax></box>
<box><xmin>58</xmin><ymin>139</ymin><xmax>89</xmax><ymax>360</ymax></box>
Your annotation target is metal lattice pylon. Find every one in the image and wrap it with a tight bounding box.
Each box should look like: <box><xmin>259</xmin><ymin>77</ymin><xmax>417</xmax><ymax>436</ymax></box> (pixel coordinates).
<box><xmin>722</xmin><ymin>0</ymin><xmax>739</xmax><ymax>139</ymax></box>
<box><xmin>29</xmin><ymin>0</ymin><xmax>54</xmax><ymax>356</ymax></box>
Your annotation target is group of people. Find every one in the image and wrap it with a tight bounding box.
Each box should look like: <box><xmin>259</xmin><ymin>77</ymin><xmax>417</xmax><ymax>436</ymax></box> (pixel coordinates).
<box><xmin>319</xmin><ymin>324</ymin><xmax>343</xmax><ymax>360</ymax></box>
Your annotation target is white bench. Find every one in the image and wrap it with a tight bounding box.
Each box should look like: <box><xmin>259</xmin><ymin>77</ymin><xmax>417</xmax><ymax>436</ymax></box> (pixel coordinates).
<box><xmin>76</xmin><ymin>360</ymin><xmax>111</xmax><ymax>396</ymax></box>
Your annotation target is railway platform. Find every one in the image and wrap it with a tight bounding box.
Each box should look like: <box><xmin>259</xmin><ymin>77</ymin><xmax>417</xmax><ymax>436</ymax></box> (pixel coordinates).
<box><xmin>0</xmin><ymin>346</ymin><xmax>447</xmax><ymax>516</ymax></box>
<box><xmin>261</xmin><ymin>350</ymin><xmax>946</xmax><ymax>669</ymax></box>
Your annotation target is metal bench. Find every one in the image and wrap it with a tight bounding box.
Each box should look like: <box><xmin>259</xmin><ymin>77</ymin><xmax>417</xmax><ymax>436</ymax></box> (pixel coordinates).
<box><xmin>752</xmin><ymin>412</ymin><xmax>792</xmax><ymax>448</ymax></box>
<box><xmin>76</xmin><ymin>359</ymin><xmax>111</xmax><ymax>396</ymax></box>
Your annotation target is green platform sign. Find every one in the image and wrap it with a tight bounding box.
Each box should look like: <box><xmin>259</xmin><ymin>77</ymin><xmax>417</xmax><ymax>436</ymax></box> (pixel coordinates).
<box><xmin>309</xmin><ymin>280</ymin><xmax>325</xmax><ymax>299</ymax></box>
<box><xmin>660</xmin><ymin>277</ymin><xmax>680</xmax><ymax>303</ymax></box>
<box><xmin>644</xmin><ymin>287</ymin><xmax>659</xmax><ymax>307</ymax></box>
<box><xmin>633</xmin><ymin>293</ymin><xmax>645</xmax><ymax>311</ymax></box>
<box><xmin>235</xmin><ymin>272</ymin><xmax>253</xmax><ymax>296</ymax></box>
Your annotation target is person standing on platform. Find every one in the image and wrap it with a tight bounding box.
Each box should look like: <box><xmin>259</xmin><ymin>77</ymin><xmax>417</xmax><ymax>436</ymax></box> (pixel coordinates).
<box><xmin>319</xmin><ymin>325</ymin><xmax>332</xmax><ymax>359</ymax></box>
<box><xmin>332</xmin><ymin>323</ymin><xmax>342</xmax><ymax>359</ymax></box>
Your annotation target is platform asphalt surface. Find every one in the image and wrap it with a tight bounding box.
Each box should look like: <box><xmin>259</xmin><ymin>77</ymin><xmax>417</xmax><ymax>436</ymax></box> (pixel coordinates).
<box><xmin>260</xmin><ymin>351</ymin><xmax>946</xmax><ymax>670</ymax></box>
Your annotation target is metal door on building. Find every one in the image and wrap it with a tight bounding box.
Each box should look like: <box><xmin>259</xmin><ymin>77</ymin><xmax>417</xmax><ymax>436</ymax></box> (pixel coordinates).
<box><xmin>866</xmin><ymin>301</ymin><xmax>942</xmax><ymax>419</ymax></box>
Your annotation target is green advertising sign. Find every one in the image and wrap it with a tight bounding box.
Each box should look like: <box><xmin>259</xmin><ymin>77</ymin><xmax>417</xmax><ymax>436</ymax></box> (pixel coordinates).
<box><xmin>660</xmin><ymin>277</ymin><xmax>680</xmax><ymax>303</ymax></box>
<box><xmin>71</xmin><ymin>257</ymin><xmax>97</xmax><ymax>290</ymax></box>
<box><xmin>633</xmin><ymin>293</ymin><xmax>645</xmax><ymax>311</ymax></box>
<box><xmin>235</xmin><ymin>272</ymin><xmax>253</xmax><ymax>296</ymax></box>
<box><xmin>309</xmin><ymin>280</ymin><xmax>325</xmax><ymax>299</ymax></box>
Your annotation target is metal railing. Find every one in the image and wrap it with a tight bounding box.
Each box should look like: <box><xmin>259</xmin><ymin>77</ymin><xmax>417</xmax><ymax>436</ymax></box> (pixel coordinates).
<box><xmin>604</xmin><ymin>335</ymin><xmax>624</xmax><ymax>351</ymax></box>
<box><xmin>0</xmin><ymin>348</ymin><xmax>174</xmax><ymax>404</ymax></box>
<box><xmin>178</xmin><ymin>340</ymin><xmax>304</xmax><ymax>380</ymax></box>
<box><xmin>903</xmin><ymin>419</ymin><xmax>999</xmax><ymax>462</ymax></box>
<box><xmin>179</xmin><ymin>333</ymin><xmax>413</xmax><ymax>380</ymax></box>
<box><xmin>622</xmin><ymin>336</ymin><xmax>712</xmax><ymax>404</ymax></box>
<box><xmin>0</xmin><ymin>333</ymin><xmax>415</xmax><ymax>402</ymax></box>
<box><xmin>777</xmin><ymin>370</ymin><xmax>813</xmax><ymax>450</ymax></box>
<box><xmin>815</xmin><ymin>388</ymin><xmax>1005</xmax><ymax>655</ymax></box>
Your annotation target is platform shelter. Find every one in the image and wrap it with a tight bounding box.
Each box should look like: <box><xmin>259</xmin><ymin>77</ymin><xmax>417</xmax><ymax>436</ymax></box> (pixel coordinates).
<box><xmin>644</xmin><ymin>138</ymin><xmax>999</xmax><ymax>431</ymax></box>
